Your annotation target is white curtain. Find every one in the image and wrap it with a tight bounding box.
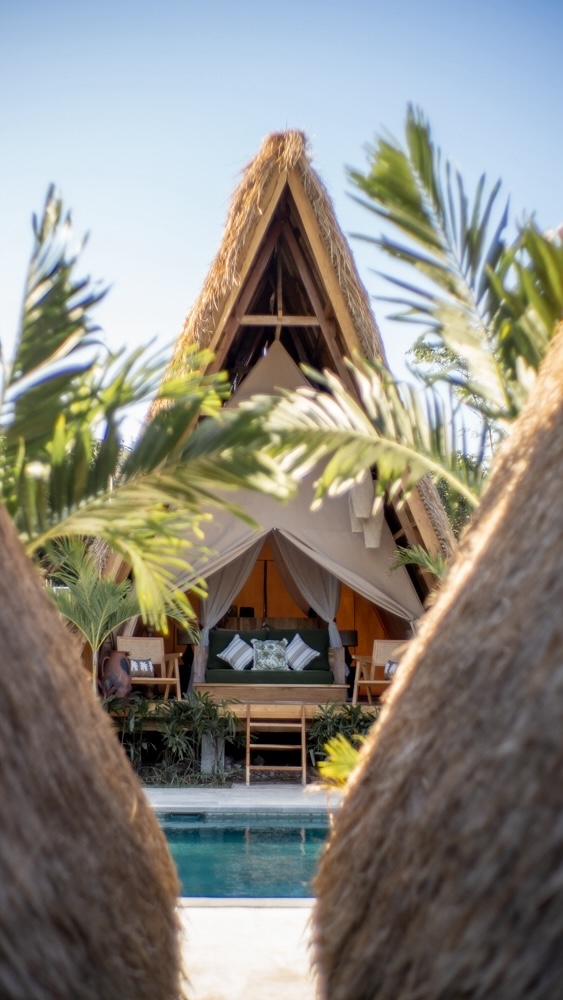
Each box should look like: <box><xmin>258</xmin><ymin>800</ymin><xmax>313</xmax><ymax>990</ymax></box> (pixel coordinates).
<box><xmin>270</xmin><ymin>531</ymin><xmax>342</xmax><ymax>647</ymax></box>
<box><xmin>199</xmin><ymin>538</ymin><xmax>264</xmax><ymax>645</ymax></box>
<box><xmin>268</xmin><ymin>535</ymin><xmax>310</xmax><ymax>616</ymax></box>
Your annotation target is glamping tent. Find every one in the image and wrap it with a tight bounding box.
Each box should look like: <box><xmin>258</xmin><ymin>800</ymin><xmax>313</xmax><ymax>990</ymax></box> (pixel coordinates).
<box><xmin>313</xmin><ymin>327</ymin><xmax>563</xmax><ymax>998</ymax></box>
<box><xmin>170</xmin><ymin>131</ymin><xmax>454</xmax><ymax>671</ymax></box>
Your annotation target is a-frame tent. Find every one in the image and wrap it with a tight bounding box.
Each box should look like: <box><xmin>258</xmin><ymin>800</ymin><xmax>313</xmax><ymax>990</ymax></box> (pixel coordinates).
<box><xmin>170</xmin><ymin>131</ymin><xmax>454</xmax><ymax>667</ymax></box>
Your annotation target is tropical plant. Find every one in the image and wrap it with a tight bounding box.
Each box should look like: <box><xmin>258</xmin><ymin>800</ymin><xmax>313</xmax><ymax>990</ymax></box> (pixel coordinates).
<box><xmin>0</xmin><ymin>188</ymin><xmax>296</xmax><ymax>629</ymax></box>
<box><xmin>46</xmin><ymin>539</ymin><xmax>142</xmax><ymax>692</ymax></box>
<box><xmin>103</xmin><ymin>692</ymin><xmax>242</xmax><ymax>780</ymax></box>
<box><xmin>261</xmin><ymin>107</ymin><xmax>563</xmax><ymax>527</ymax></box>
<box><xmin>316</xmin><ymin>733</ymin><xmax>365</xmax><ymax>788</ymax></box>
<box><xmin>307</xmin><ymin>702</ymin><xmax>379</xmax><ymax>765</ymax></box>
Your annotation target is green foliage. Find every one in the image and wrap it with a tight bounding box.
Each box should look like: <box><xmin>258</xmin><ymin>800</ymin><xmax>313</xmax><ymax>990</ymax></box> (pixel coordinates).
<box><xmin>263</xmin><ymin>108</ymin><xmax>563</xmax><ymax>558</ymax></box>
<box><xmin>262</xmin><ymin>358</ymin><xmax>485</xmax><ymax>510</ymax></box>
<box><xmin>0</xmin><ymin>188</ymin><xmax>297</xmax><ymax>628</ymax></box>
<box><xmin>46</xmin><ymin>539</ymin><xmax>142</xmax><ymax>658</ymax></box>
<box><xmin>103</xmin><ymin>691</ymin><xmax>242</xmax><ymax>778</ymax></box>
<box><xmin>307</xmin><ymin>703</ymin><xmax>379</xmax><ymax>765</ymax></box>
<box><xmin>349</xmin><ymin>105</ymin><xmax>563</xmax><ymax>423</ymax></box>
<box><xmin>317</xmin><ymin>733</ymin><xmax>365</xmax><ymax>788</ymax></box>
<box><xmin>391</xmin><ymin>544</ymin><xmax>449</xmax><ymax>581</ymax></box>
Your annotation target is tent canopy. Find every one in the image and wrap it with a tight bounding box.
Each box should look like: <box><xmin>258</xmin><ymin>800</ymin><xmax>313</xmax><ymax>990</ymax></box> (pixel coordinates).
<box><xmin>177</xmin><ymin>342</ymin><xmax>424</xmax><ymax>639</ymax></box>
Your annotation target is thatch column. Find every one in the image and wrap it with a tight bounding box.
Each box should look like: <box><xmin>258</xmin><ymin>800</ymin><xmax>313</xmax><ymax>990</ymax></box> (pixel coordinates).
<box><xmin>0</xmin><ymin>505</ymin><xmax>180</xmax><ymax>999</ymax></box>
<box><xmin>314</xmin><ymin>325</ymin><xmax>563</xmax><ymax>1000</ymax></box>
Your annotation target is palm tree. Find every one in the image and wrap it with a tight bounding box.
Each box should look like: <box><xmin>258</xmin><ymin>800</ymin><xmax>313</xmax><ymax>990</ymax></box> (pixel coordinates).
<box><xmin>0</xmin><ymin>188</ymin><xmax>295</xmax><ymax>629</ymax></box>
<box><xmin>46</xmin><ymin>540</ymin><xmax>143</xmax><ymax>693</ymax></box>
<box><xmin>261</xmin><ymin>108</ymin><xmax>563</xmax><ymax>523</ymax></box>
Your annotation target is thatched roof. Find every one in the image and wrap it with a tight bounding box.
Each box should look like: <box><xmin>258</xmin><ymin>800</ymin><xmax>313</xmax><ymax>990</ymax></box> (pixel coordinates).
<box><xmin>314</xmin><ymin>323</ymin><xmax>563</xmax><ymax>999</ymax></box>
<box><xmin>174</xmin><ymin>130</ymin><xmax>385</xmax><ymax>365</ymax></box>
<box><xmin>415</xmin><ymin>474</ymin><xmax>456</xmax><ymax>559</ymax></box>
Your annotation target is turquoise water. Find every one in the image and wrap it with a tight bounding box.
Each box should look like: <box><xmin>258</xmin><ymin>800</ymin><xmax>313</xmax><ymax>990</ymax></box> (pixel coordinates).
<box><xmin>160</xmin><ymin>811</ymin><xmax>329</xmax><ymax>898</ymax></box>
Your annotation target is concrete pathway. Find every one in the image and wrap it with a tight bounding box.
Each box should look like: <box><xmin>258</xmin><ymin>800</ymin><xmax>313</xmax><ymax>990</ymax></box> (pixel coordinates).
<box><xmin>178</xmin><ymin>903</ymin><xmax>318</xmax><ymax>1000</ymax></box>
<box><xmin>145</xmin><ymin>781</ymin><xmax>341</xmax><ymax>813</ymax></box>
<box><xmin>146</xmin><ymin>784</ymin><xmax>337</xmax><ymax>999</ymax></box>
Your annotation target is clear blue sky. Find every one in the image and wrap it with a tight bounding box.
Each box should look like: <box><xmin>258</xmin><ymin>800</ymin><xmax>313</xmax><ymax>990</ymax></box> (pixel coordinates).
<box><xmin>1</xmin><ymin>0</ymin><xmax>561</xmax><ymax>393</ymax></box>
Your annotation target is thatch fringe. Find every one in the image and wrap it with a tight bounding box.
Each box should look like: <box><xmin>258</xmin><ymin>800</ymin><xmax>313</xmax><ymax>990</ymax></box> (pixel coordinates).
<box><xmin>416</xmin><ymin>474</ymin><xmax>457</xmax><ymax>559</ymax></box>
<box><xmin>174</xmin><ymin>130</ymin><xmax>385</xmax><ymax>366</ymax></box>
<box><xmin>314</xmin><ymin>323</ymin><xmax>563</xmax><ymax>999</ymax></box>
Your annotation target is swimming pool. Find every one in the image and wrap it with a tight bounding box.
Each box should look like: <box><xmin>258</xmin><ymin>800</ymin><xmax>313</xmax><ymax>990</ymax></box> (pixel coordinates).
<box><xmin>160</xmin><ymin>811</ymin><xmax>329</xmax><ymax>898</ymax></box>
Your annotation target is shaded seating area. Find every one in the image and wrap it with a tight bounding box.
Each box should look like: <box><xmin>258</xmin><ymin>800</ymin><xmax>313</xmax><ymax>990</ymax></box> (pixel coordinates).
<box><xmin>116</xmin><ymin>636</ymin><xmax>182</xmax><ymax>700</ymax></box>
<box><xmin>352</xmin><ymin>639</ymin><xmax>403</xmax><ymax>705</ymax></box>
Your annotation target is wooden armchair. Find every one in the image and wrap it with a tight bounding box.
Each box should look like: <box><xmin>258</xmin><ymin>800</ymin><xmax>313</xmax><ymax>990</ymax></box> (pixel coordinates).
<box><xmin>116</xmin><ymin>637</ymin><xmax>182</xmax><ymax>700</ymax></box>
<box><xmin>352</xmin><ymin>639</ymin><xmax>404</xmax><ymax>706</ymax></box>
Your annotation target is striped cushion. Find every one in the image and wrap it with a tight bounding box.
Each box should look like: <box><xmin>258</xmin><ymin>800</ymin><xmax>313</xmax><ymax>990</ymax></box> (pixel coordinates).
<box><xmin>216</xmin><ymin>634</ymin><xmax>253</xmax><ymax>671</ymax></box>
<box><xmin>285</xmin><ymin>634</ymin><xmax>320</xmax><ymax>671</ymax></box>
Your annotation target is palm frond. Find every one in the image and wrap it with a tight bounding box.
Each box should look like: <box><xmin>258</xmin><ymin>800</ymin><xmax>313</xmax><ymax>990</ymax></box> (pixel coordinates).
<box><xmin>317</xmin><ymin>733</ymin><xmax>365</xmax><ymax>788</ymax></box>
<box><xmin>348</xmin><ymin>106</ymin><xmax>515</xmax><ymax>419</ymax></box>
<box><xmin>263</xmin><ymin>358</ymin><xmax>484</xmax><ymax>510</ymax></box>
<box><xmin>1</xmin><ymin>188</ymin><xmax>299</xmax><ymax>628</ymax></box>
<box><xmin>46</xmin><ymin>540</ymin><xmax>143</xmax><ymax>653</ymax></box>
<box><xmin>391</xmin><ymin>544</ymin><xmax>449</xmax><ymax>581</ymax></box>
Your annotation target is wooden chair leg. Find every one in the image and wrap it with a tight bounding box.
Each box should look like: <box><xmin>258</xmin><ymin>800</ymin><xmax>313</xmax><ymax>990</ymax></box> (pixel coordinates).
<box><xmin>301</xmin><ymin>708</ymin><xmax>307</xmax><ymax>786</ymax></box>
<box><xmin>352</xmin><ymin>668</ymin><xmax>361</xmax><ymax>705</ymax></box>
<box><xmin>245</xmin><ymin>706</ymin><xmax>251</xmax><ymax>786</ymax></box>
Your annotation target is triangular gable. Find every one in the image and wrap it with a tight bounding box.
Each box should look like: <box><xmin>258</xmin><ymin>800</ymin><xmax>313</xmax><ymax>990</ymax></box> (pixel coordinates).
<box><xmin>173</xmin><ymin>132</ymin><xmax>385</xmax><ymax>387</ymax></box>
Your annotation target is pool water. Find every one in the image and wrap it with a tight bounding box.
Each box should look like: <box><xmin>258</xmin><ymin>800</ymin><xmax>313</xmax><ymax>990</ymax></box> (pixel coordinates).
<box><xmin>160</xmin><ymin>811</ymin><xmax>329</xmax><ymax>898</ymax></box>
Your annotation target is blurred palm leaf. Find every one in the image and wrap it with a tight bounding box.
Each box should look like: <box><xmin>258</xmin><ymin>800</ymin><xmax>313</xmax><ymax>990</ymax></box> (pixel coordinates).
<box><xmin>317</xmin><ymin>733</ymin><xmax>365</xmax><ymax>788</ymax></box>
<box><xmin>0</xmin><ymin>189</ymin><xmax>296</xmax><ymax>628</ymax></box>
<box><xmin>262</xmin><ymin>358</ymin><xmax>485</xmax><ymax>509</ymax></box>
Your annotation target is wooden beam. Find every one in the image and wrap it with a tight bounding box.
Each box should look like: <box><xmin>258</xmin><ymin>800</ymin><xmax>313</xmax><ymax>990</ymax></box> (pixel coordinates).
<box><xmin>208</xmin><ymin>214</ymin><xmax>286</xmax><ymax>373</ymax></box>
<box><xmin>287</xmin><ymin>170</ymin><xmax>366</xmax><ymax>360</ymax></box>
<box><xmin>275</xmin><ymin>251</ymin><xmax>283</xmax><ymax>339</ymax></box>
<box><xmin>284</xmin><ymin>224</ymin><xmax>356</xmax><ymax>394</ymax></box>
<box><xmin>240</xmin><ymin>314</ymin><xmax>320</xmax><ymax>326</ymax></box>
<box><xmin>205</xmin><ymin>170</ymin><xmax>290</xmax><ymax>368</ymax></box>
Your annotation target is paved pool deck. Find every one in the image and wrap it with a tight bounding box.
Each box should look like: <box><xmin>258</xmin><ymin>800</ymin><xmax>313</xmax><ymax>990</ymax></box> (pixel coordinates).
<box><xmin>145</xmin><ymin>781</ymin><xmax>341</xmax><ymax>814</ymax></box>
<box><xmin>145</xmin><ymin>783</ymin><xmax>339</xmax><ymax>999</ymax></box>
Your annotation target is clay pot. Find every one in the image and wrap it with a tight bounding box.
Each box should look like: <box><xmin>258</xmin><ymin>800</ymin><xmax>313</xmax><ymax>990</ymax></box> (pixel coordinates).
<box><xmin>102</xmin><ymin>650</ymin><xmax>132</xmax><ymax>698</ymax></box>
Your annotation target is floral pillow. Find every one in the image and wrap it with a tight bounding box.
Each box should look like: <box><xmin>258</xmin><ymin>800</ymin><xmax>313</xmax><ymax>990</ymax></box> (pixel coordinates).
<box><xmin>129</xmin><ymin>657</ymin><xmax>155</xmax><ymax>678</ymax></box>
<box><xmin>250</xmin><ymin>638</ymin><xmax>288</xmax><ymax>671</ymax></box>
<box><xmin>285</xmin><ymin>633</ymin><xmax>320</xmax><ymax>671</ymax></box>
<box><xmin>217</xmin><ymin>634</ymin><xmax>254</xmax><ymax>671</ymax></box>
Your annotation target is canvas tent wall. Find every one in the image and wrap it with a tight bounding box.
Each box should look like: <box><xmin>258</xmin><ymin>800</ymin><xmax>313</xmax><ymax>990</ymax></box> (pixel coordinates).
<box><xmin>175</xmin><ymin>339</ymin><xmax>425</xmax><ymax>646</ymax></box>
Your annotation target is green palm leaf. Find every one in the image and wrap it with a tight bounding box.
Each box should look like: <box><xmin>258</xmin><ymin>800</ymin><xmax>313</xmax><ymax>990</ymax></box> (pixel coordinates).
<box><xmin>263</xmin><ymin>358</ymin><xmax>484</xmax><ymax>509</ymax></box>
<box><xmin>0</xmin><ymin>189</ymin><xmax>297</xmax><ymax>629</ymax></box>
<box><xmin>349</xmin><ymin>106</ymin><xmax>510</xmax><ymax>418</ymax></box>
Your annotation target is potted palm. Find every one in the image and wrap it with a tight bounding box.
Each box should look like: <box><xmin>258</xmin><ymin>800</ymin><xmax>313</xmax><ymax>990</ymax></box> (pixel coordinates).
<box><xmin>46</xmin><ymin>540</ymin><xmax>190</xmax><ymax>695</ymax></box>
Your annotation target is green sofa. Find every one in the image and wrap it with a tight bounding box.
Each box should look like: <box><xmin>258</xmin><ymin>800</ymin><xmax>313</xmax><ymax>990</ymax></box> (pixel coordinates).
<box><xmin>203</xmin><ymin>626</ymin><xmax>334</xmax><ymax>685</ymax></box>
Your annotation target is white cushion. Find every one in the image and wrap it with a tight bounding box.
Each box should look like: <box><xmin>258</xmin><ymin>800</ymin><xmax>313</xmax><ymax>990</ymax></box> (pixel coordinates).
<box><xmin>217</xmin><ymin>634</ymin><xmax>253</xmax><ymax>671</ymax></box>
<box><xmin>285</xmin><ymin>634</ymin><xmax>320</xmax><ymax>671</ymax></box>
